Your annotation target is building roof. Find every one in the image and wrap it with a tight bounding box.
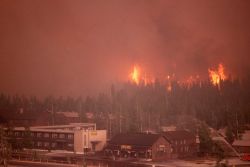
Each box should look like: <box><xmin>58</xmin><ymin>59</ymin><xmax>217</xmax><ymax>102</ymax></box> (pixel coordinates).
<box><xmin>32</xmin><ymin>123</ymin><xmax>96</xmax><ymax>130</ymax></box>
<box><xmin>5</xmin><ymin>123</ymin><xmax>97</xmax><ymax>133</ymax></box>
<box><xmin>163</xmin><ymin>130</ymin><xmax>195</xmax><ymax>141</ymax></box>
<box><xmin>12</xmin><ymin>127</ymin><xmax>74</xmax><ymax>134</ymax></box>
<box><xmin>232</xmin><ymin>140</ymin><xmax>250</xmax><ymax>147</ymax></box>
<box><xmin>241</xmin><ymin>130</ymin><xmax>250</xmax><ymax>140</ymax></box>
<box><xmin>108</xmin><ymin>133</ymin><xmax>163</xmax><ymax>147</ymax></box>
<box><xmin>56</xmin><ymin>111</ymin><xmax>79</xmax><ymax>118</ymax></box>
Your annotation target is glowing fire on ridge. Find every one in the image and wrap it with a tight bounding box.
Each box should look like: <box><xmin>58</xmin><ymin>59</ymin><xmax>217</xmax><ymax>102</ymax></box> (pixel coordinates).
<box><xmin>129</xmin><ymin>65</ymin><xmax>155</xmax><ymax>85</ymax></box>
<box><xmin>130</xmin><ymin>65</ymin><xmax>141</xmax><ymax>85</ymax></box>
<box><xmin>208</xmin><ymin>63</ymin><xmax>226</xmax><ymax>85</ymax></box>
<box><xmin>129</xmin><ymin>63</ymin><xmax>228</xmax><ymax>88</ymax></box>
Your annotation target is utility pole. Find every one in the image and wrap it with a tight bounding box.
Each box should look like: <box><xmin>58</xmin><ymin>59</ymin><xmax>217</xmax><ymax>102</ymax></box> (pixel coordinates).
<box><xmin>119</xmin><ymin>104</ymin><xmax>122</xmax><ymax>133</ymax></box>
<box><xmin>52</xmin><ymin>103</ymin><xmax>54</xmax><ymax>126</ymax></box>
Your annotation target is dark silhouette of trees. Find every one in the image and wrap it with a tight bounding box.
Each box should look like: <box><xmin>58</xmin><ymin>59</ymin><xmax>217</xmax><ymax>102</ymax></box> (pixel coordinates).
<box><xmin>0</xmin><ymin>76</ymin><xmax>249</xmax><ymax>138</ymax></box>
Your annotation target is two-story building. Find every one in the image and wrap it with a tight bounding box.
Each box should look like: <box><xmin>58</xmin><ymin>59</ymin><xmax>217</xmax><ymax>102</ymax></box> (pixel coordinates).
<box><xmin>5</xmin><ymin>123</ymin><xmax>106</xmax><ymax>153</ymax></box>
<box><xmin>163</xmin><ymin>130</ymin><xmax>197</xmax><ymax>158</ymax></box>
<box><xmin>105</xmin><ymin>133</ymin><xmax>171</xmax><ymax>161</ymax></box>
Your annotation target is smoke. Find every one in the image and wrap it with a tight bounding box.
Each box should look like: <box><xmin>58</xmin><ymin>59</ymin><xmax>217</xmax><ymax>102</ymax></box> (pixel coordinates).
<box><xmin>0</xmin><ymin>0</ymin><xmax>249</xmax><ymax>96</ymax></box>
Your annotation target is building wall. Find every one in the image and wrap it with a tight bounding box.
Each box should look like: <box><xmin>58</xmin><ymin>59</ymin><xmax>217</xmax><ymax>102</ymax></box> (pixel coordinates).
<box><xmin>74</xmin><ymin>129</ymin><xmax>107</xmax><ymax>153</ymax></box>
<box><xmin>151</xmin><ymin>136</ymin><xmax>171</xmax><ymax>161</ymax></box>
<box><xmin>233</xmin><ymin>146</ymin><xmax>250</xmax><ymax>153</ymax></box>
<box><xmin>88</xmin><ymin>130</ymin><xmax>107</xmax><ymax>151</ymax></box>
<box><xmin>74</xmin><ymin>130</ymin><xmax>85</xmax><ymax>153</ymax></box>
<box><xmin>170</xmin><ymin>138</ymin><xmax>197</xmax><ymax>158</ymax></box>
<box><xmin>7</xmin><ymin>130</ymin><xmax>75</xmax><ymax>151</ymax></box>
<box><xmin>5</xmin><ymin>124</ymin><xmax>106</xmax><ymax>153</ymax></box>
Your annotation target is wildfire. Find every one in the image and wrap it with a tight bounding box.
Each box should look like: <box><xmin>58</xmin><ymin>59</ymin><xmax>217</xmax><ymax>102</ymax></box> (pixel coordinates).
<box><xmin>208</xmin><ymin>64</ymin><xmax>227</xmax><ymax>85</ymax></box>
<box><xmin>129</xmin><ymin>65</ymin><xmax>154</xmax><ymax>85</ymax></box>
<box><xmin>130</xmin><ymin>65</ymin><xmax>140</xmax><ymax>85</ymax></box>
<box><xmin>128</xmin><ymin>63</ymin><xmax>228</xmax><ymax>88</ymax></box>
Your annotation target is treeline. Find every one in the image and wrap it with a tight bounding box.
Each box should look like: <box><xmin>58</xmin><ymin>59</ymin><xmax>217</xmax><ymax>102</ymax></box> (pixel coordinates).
<box><xmin>0</xmin><ymin>76</ymin><xmax>250</xmax><ymax>136</ymax></box>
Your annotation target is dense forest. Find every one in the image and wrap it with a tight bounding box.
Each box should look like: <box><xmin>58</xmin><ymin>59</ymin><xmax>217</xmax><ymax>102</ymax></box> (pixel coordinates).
<box><xmin>0</xmin><ymin>76</ymin><xmax>250</xmax><ymax>137</ymax></box>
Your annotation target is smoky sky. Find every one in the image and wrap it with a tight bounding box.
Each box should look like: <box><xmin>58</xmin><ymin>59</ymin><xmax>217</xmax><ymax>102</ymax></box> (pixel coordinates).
<box><xmin>0</xmin><ymin>0</ymin><xmax>250</xmax><ymax>97</ymax></box>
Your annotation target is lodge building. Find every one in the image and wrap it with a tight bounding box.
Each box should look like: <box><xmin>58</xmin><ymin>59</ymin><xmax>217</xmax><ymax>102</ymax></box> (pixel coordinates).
<box><xmin>105</xmin><ymin>133</ymin><xmax>172</xmax><ymax>161</ymax></box>
<box><xmin>105</xmin><ymin>130</ymin><xmax>198</xmax><ymax>161</ymax></box>
<box><xmin>163</xmin><ymin>130</ymin><xmax>198</xmax><ymax>158</ymax></box>
<box><xmin>5</xmin><ymin>123</ymin><xmax>107</xmax><ymax>153</ymax></box>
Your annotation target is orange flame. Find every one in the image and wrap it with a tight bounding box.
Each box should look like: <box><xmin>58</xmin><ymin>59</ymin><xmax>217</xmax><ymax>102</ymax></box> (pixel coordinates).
<box><xmin>208</xmin><ymin>64</ymin><xmax>226</xmax><ymax>85</ymax></box>
<box><xmin>130</xmin><ymin>65</ymin><xmax>141</xmax><ymax>85</ymax></box>
<box><xmin>129</xmin><ymin>65</ymin><xmax>154</xmax><ymax>85</ymax></box>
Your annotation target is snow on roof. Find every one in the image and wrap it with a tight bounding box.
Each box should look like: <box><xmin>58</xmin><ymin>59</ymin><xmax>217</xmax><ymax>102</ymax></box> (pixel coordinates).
<box><xmin>232</xmin><ymin>140</ymin><xmax>250</xmax><ymax>147</ymax></box>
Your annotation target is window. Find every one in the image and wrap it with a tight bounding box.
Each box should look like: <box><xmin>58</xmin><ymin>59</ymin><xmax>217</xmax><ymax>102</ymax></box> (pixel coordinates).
<box><xmin>14</xmin><ymin>131</ymin><xmax>20</xmax><ymax>137</ymax></box>
<box><xmin>68</xmin><ymin>143</ymin><xmax>73</xmax><ymax>148</ymax></box>
<box><xmin>7</xmin><ymin>131</ymin><xmax>13</xmax><ymax>136</ymax></box>
<box><xmin>30</xmin><ymin>132</ymin><xmax>34</xmax><ymax>137</ymax></box>
<box><xmin>158</xmin><ymin>145</ymin><xmax>166</xmax><ymax>152</ymax></box>
<box><xmin>44</xmin><ymin>142</ymin><xmax>50</xmax><ymax>147</ymax></box>
<box><xmin>84</xmin><ymin>134</ymin><xmax>86</xmax><ymax>146</ymax></box>
<box><xmin>37</xmin><ymin>132</ymin><xmax>42</xmax><ymax>138</ymax></box>
<box><xmin>44</xmin><ymin>133</ymin><xmax>50</xmax><ymax>138</ymax></box>
<box><xmin>59</xmin><ymin>134</ymin><xmax>65</xmax><ymax>139</ymax></box>
<box><xmin>52</xmin><ymin>133</ymin><xmax>58</xmax><ymax>138</ymax></box>
<box><xmin>51</xmin><ymin>142</ymin><xmax>57</xmax><ymax>148</ymax></box>
<box><xmin>68</xmin><ymin>134</ymin><xmax>73</xmax><ymax>139</ymax></box>
<box><xmin>37</xmin><ymin>142</ymin><xmax>42</xmax><ymax>147</ymax></box>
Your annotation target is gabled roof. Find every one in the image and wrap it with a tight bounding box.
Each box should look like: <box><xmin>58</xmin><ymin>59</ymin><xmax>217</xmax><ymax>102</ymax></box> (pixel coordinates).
<box><xmin>163</xmin><ymin>130</ymin><xmax>195</xmax><ymax>140</ymax></box>
<box><xmin>108</xmin><ymin>133</ymin><xmax>163</xmax><ymax>147</ymax></box>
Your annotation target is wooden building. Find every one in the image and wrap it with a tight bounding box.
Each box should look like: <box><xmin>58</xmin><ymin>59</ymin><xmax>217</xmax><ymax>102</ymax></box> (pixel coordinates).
<box><xmin>105</xmin><ymin>133</ymin><xmax>171</xmax><ymax>161</ymax></box>
<box><xmin>163</xmin><ymin>130</ymin><xmax>197</xmax><ymax>158</ymax></box>
<box><xmin>232</xmin><ymin>140</ymin><xmax>250</xmax><ymax>154</ymax></box>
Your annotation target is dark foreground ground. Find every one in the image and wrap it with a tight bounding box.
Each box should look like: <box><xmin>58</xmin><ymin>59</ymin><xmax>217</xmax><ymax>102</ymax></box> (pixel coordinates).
<box><xmin>7</xmin><ymin>157</ymin><xmax>250</xmax><ymax>167</ymax></box>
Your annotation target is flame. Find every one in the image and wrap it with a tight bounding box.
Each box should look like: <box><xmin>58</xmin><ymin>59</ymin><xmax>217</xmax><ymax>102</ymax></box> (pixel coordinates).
<box><xmin>128</xmin><ymin>63</ymin><xmax>228</xmax><ymax>88</ymax></box>
<box><xmin>208</xmin><ymin>63</ymin><xmax>226</xmax><ymax>85</ymax></box>
<box><xmin>130</xmin><ymin>65</ymin><xmax>141</xmax><ymax>85</ymax></box>
<box><xmin>129</xmin><ymin>65</ymin><xmax>154</xmax><ymax>85</ymax></box>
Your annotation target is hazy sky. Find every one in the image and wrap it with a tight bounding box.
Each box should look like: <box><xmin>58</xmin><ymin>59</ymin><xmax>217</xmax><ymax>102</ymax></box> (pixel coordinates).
<box><xmin>0</xmin><ymin>0</ymin><xmax>250</xmax><ymax>97</ymax></box>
